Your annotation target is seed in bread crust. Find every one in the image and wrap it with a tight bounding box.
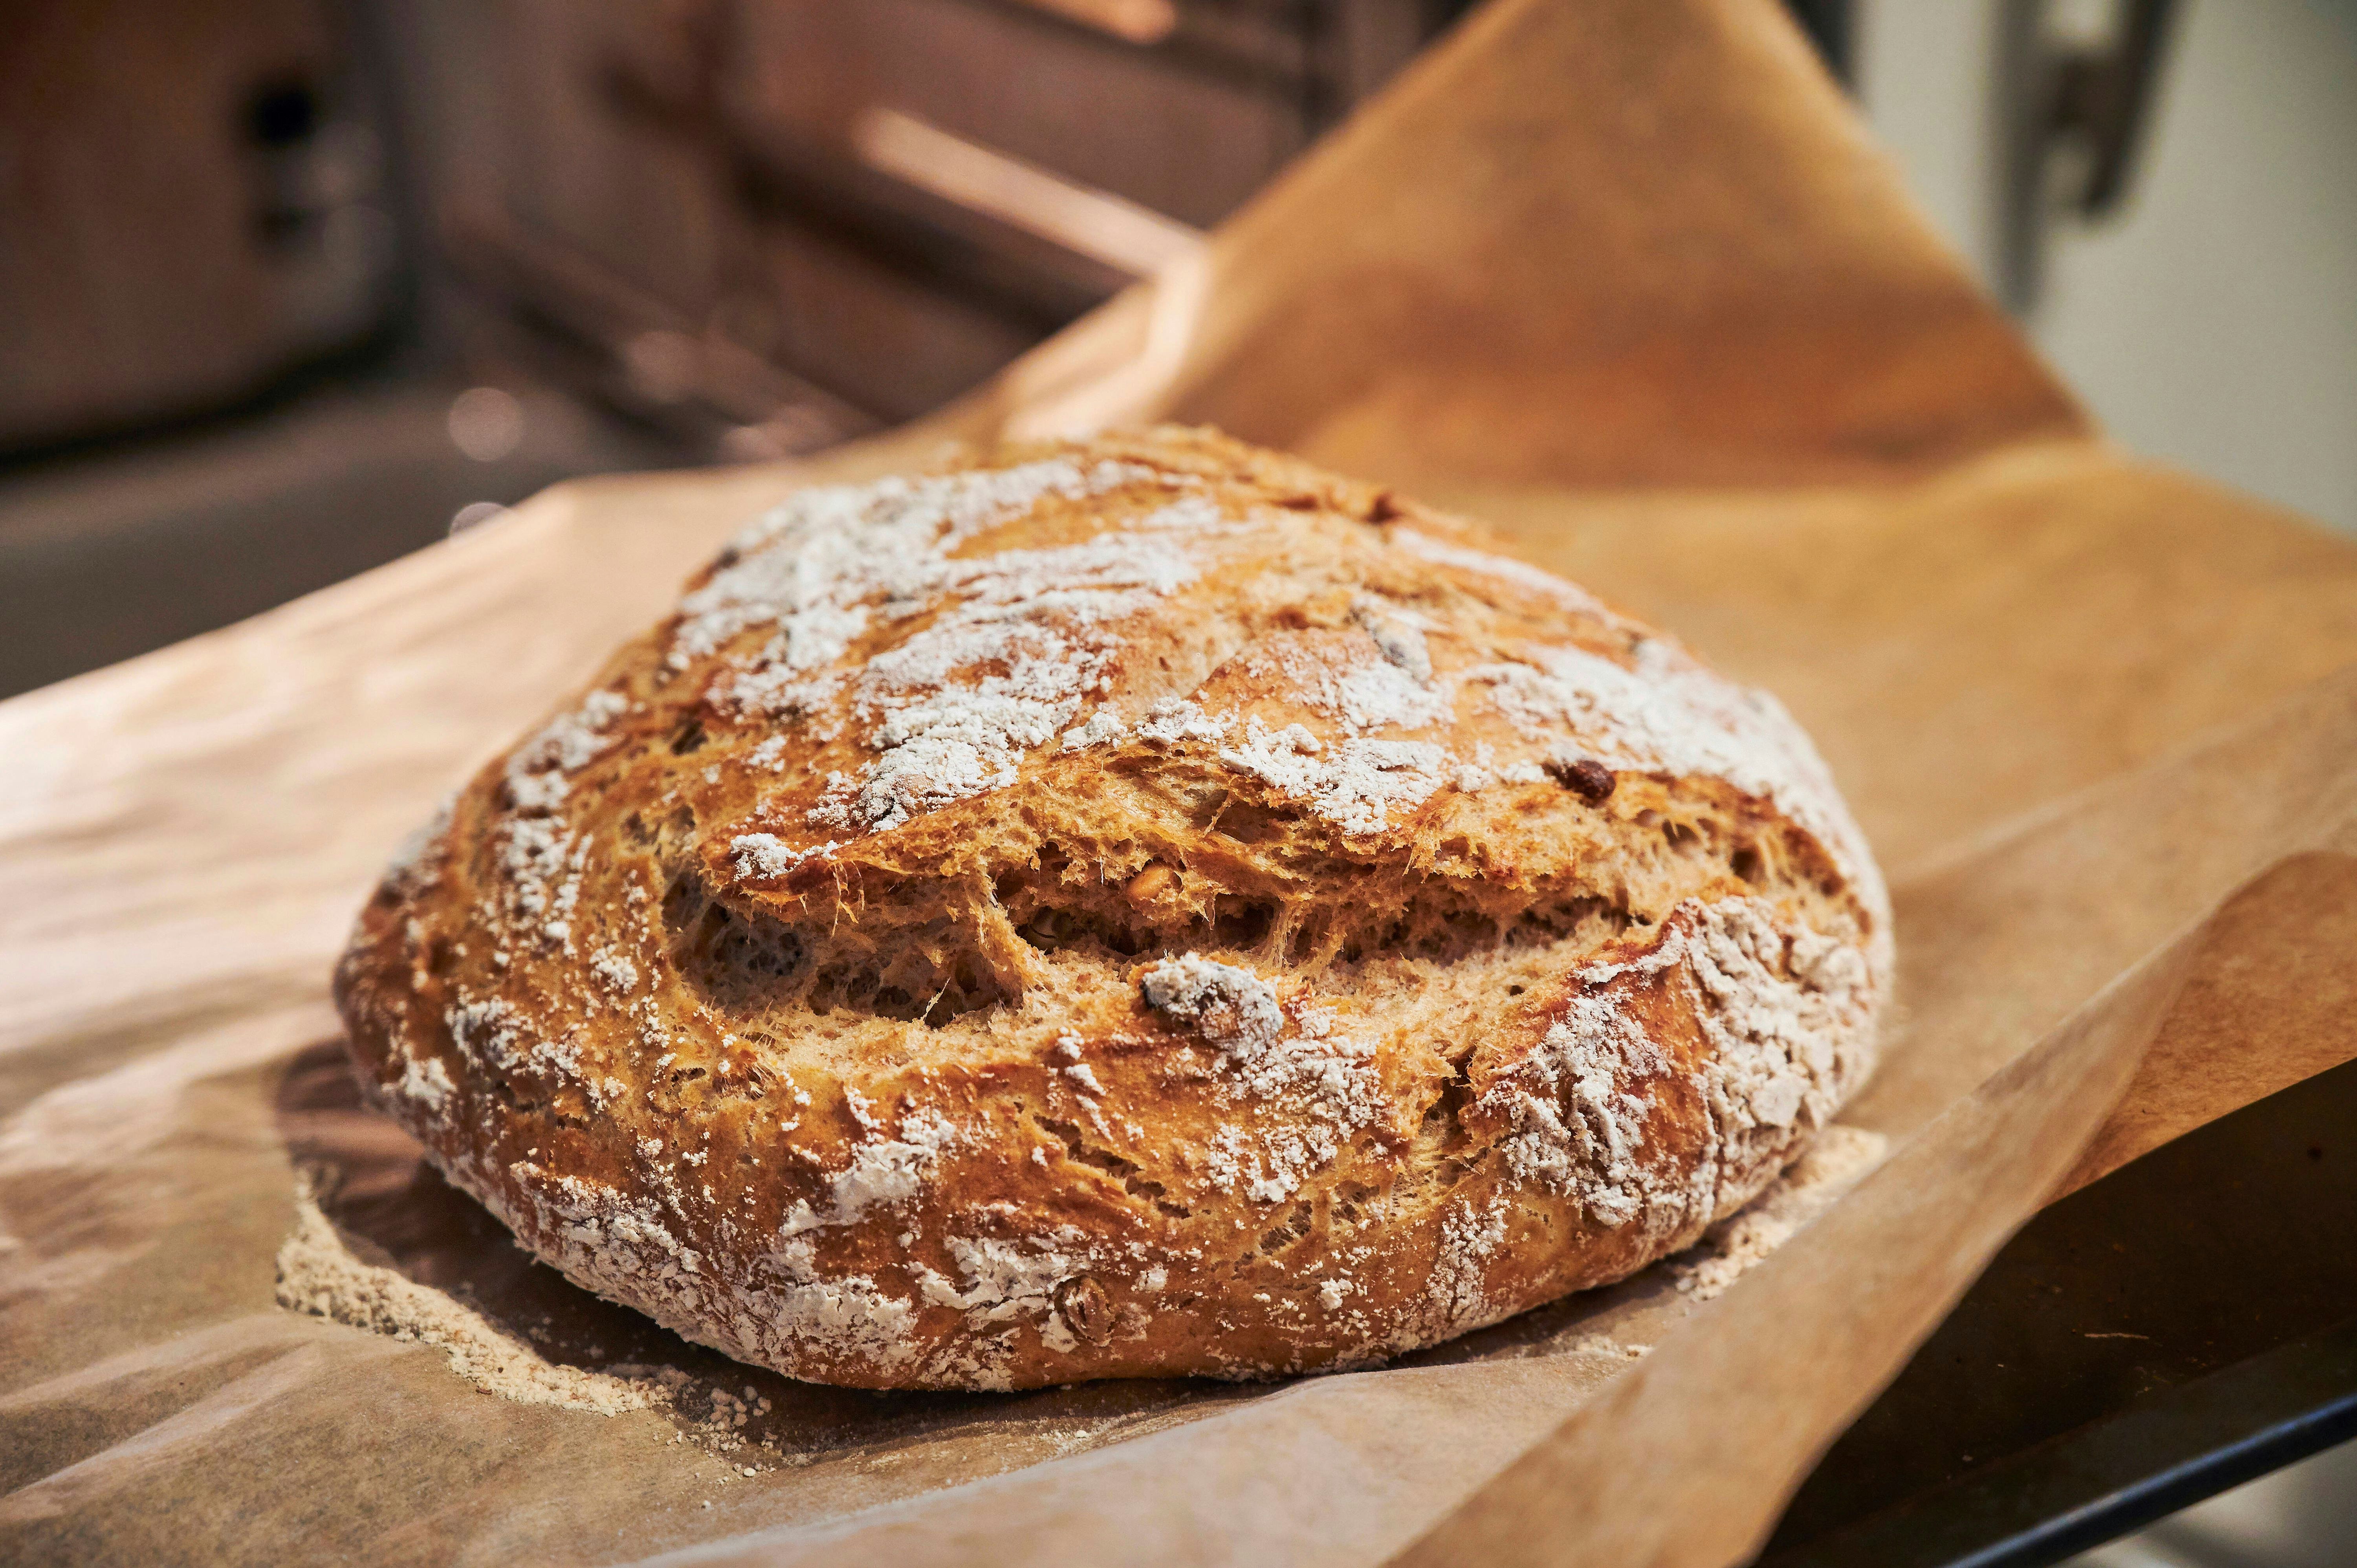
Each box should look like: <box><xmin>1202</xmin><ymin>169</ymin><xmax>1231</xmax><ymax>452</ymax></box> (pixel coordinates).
<box><xmin>1545</xmin><ymin>752</ymin><xmax>1618</xmax><ymax>804</ymax></box>
<box><xmin>1124</xmin><ymin>863</ymin><xmax>1178</xmax><ymax>903</ymax></box>
<box><xmin>1054</xmin><ymin>1276</ymin><xmax>1116</xmax><ymax>1345</ymax></box>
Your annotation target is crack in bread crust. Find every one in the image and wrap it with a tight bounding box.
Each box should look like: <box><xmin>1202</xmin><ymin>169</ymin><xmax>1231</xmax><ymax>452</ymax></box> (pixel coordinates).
<box><xmin>335</xmin><ymin>427</ymin><xmax>1890</xmax><ymax>1390</ymax></box>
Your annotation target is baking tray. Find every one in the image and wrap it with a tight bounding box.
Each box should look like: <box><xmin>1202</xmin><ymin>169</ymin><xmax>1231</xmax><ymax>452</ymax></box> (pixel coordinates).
<box><xmin>1763</xmin><ymin>1056</ymin><xmax>2357</xmax><ymax>1566</ymax></box>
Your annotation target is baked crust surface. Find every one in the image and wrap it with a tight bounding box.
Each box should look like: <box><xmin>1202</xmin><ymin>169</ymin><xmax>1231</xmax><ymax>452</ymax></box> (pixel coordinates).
<box><xmin>335</xmin><ymin>428</ymin><xmax>1890</xmax><ymax>1390</ymax></box>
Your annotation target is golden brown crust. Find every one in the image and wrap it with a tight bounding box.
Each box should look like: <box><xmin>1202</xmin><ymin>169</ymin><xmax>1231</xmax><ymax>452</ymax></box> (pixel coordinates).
<box><xmin>334</xmin><ymin>427</ymin><xmax>1890</xmax><ymax>1389</ymax></box>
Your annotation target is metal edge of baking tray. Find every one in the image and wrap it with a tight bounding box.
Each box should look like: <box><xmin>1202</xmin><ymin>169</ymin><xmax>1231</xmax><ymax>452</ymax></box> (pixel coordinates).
<box><xmin>1755</xmin><ymin>1051</ymin><xmax>2357</xmax><ymax>1568</ymax></box>
<box><xmin>1752</xmin><ymin>1310</ymin><xmax>2357</xmax><ymax>1568</ymax></box>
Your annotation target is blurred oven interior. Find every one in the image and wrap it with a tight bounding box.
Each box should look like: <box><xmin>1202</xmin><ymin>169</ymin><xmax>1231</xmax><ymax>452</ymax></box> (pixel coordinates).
<box><xmin>0</xmin><ymin>0</ymin><xmax>1480</xmax><ymax>698</ymax></box>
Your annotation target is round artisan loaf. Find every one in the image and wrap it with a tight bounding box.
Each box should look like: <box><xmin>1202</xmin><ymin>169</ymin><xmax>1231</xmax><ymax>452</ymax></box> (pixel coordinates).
<box><xmin>335</xmin><ymin>427</ymin><xmax>1890</xmax><ymax>1390</ymax></box>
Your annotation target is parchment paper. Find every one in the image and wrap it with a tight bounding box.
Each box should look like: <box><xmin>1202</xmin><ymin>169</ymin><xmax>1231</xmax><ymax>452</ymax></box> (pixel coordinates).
<box><xmin>5</xmin><ymin>2</ymin><xmax>2355</xmax><ymax>1564</ymax></box>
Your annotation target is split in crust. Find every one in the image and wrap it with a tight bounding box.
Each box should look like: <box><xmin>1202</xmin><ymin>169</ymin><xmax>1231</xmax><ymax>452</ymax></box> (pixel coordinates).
<box><xmin>336</xmin><ymin>427</ymin><xmax>1891</xmax><ymax>1390</ymax></box>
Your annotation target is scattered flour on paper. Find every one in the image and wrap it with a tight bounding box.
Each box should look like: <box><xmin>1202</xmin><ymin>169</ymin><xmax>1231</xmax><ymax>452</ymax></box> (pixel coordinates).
<box><xmin>274</xmin><ymin>1171</ymin><xmax>658</xmax><ymax>1414</ymax></box>
<box><xmin>273</xmin><ymin>1171</ymin><xmax>779</xmax><ymax>1471</ymax></box>
<box><xmin>1669</xmin><ymin>1124</ymin><xmax>1890</xmax><ymax>1301</ymax></box>
<box><xmin>1565</xmin><ymin>1333</ymin><xmax>1654</xmax><ymax>1361</ymax></box>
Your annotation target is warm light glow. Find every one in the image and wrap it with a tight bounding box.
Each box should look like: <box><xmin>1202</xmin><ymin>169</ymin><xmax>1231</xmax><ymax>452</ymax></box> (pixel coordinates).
<box><xmin>851</xmin><ymin>107</ymin><xmax>1203</xmax><ymax>280</ymax></box>
<box><xmin>445</xmin><ymin>387</ymin><xmax>524</xmax><ymax>463</ymax></box>
<box><xmin>1006</xmin><ymin>0</ymin><xmax>1178</xmax><ymax>45</ymax></box>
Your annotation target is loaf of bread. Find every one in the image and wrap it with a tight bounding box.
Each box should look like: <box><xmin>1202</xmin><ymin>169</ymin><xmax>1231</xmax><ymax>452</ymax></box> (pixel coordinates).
<box><xmin>336</xmin><ymin>427</ymin><xmax>1889</xmax><ymax>1390</ymax></box>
